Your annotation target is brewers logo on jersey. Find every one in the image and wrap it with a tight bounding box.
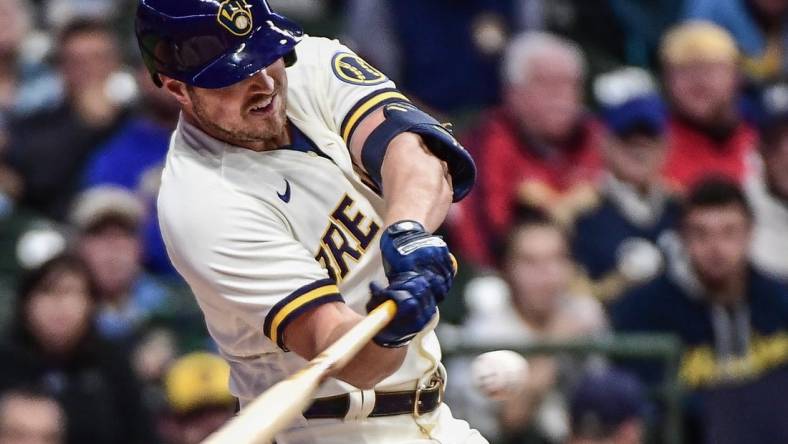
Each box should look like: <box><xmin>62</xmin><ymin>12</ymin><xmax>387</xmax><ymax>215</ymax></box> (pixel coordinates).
<box><xmin>332</xmin><ymin>52</ymin><xmax>388</xmax><ymax>86</ymax></box>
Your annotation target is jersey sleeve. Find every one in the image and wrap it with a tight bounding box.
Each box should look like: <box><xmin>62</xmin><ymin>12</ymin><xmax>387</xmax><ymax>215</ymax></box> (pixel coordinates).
<box><xmin>162</xmin><ymin>190</ymin><xmax>342</xmax><ymax>351</ymax></box>
<box><xmin>318</xmin><ymin>40</ymin><xmax>410</xmax><ymax>146</ymax></box>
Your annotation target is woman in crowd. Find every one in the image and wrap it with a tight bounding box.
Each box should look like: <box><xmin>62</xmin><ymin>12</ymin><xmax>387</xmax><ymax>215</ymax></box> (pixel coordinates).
<box><xmin>0</xmin><ymin>253</ymin><xmax>157</xmax><ymax>444</ymax></box>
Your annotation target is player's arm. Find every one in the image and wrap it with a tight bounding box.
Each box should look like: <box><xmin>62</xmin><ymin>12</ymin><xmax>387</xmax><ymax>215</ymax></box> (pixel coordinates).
<box><xmin>323</xmin><ymin>46</ymin><xmax>474</xmax><ymax>281</ymax></box>
<box><xmin>350</xmin><ymin>109</ymin><xmax>453</xmax><ymax>231</ymax></box>
<box><xmin>285</xmin><ymin>302</ymin><xmax>405</xmax><ymax>389</ymax></box>
<box><xmin>284</xmin><ymin>271</ymin><xmax>447</xmax><ymax>389</ymax></box>
<box><xmin>323</xmin><ymin>46</ymin><xmax>475</xmax><ymax>231</ymax></box>
<box><xmin>179</xmin><ymin>192</ymin><xmax>424</xmax><ymax>390</ymax></box>
<box><xmin>284</xmin><ymin>107</ymin><xmax>467</xmax><ymax>388</ymax></box>
<box><xmin>348</xmin><ymin>105</ymin><xmax>476</xmax><ymax>231</ymax></box>
<box><xmin>347</xmin><ymin>104</ymin><xmax>475</xmax><ymax>284</ymax></box>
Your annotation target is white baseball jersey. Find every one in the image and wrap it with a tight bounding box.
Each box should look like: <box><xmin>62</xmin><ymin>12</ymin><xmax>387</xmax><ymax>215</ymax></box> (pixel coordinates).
<box><xmin>158</xmin><ymin>36</ymin><xmax>444</xmax><ymax>407</ymax></box>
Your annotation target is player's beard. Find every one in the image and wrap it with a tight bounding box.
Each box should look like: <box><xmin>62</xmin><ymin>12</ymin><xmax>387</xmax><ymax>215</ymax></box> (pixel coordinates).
<box><xmin>187</xmin><ymin>85</ymin><xmax>288</xmax><ymax>151</ymax></box>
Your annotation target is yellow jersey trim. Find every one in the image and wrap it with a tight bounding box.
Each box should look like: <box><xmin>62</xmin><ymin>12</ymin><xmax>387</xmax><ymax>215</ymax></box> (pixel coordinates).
<box><xmin>342</xmin><ymin>91</ymin><xmax>409</xmax><ymax>144</ymax></box>
<box><xmin>269</xmin><ymin>284</ymin><xmax>340</xmax><ymax>346</ymax></box>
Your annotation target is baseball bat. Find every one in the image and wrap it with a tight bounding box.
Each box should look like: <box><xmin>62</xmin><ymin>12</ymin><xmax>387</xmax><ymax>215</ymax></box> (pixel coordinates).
<box><xmin>201</xmin><ymin>299</ymin><xmax>397</xmax><ymax>444</ymax></box>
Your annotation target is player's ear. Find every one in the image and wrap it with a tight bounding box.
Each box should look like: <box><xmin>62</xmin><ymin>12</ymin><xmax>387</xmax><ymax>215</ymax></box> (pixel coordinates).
<box><xmin>159</xmin><ymin>76</ymin><xmax>191</xmax><ymax>107</ymax></box>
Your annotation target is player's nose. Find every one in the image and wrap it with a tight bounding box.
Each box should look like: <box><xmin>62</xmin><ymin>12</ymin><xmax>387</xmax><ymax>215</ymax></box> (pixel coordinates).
<box><xmin>248</xmin><ymin>67</ymin><xmax>276</xmax><ymax>94</ymax></box>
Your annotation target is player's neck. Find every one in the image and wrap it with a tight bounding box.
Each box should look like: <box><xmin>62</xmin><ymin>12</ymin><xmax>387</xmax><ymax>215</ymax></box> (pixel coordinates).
<box><xmin>181</xmin><ymin>111</ymin><xmax>291</xmax><ymax>151</ymax></box>
<box><xmin>242</xmin><ymin>128</ymin><xmax>291</xmax><ymax>152</ymax></box>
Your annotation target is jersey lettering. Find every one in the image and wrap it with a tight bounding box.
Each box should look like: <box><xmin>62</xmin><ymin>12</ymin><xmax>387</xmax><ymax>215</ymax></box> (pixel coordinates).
<box><xmin>314</xmin><ymin>194</ymin><xmax>380</xmax><ymax>282</ymax></box>
<box><xmin>322</xmin><ymin>222</ymin><xmax>362</xmax><ymax>279</ymax></box>
<box><xmin>314</xmin><ymin>245</ymin><xmax>339</xmax><ymax>283</ymax></box>
<box><xmin>331</xmin><ymin>194</ymin><xmax>380</xmax><ymax>251</ymax></box>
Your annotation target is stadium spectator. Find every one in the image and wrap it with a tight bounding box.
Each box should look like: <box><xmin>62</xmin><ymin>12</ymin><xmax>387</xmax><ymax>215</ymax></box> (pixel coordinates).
<box><xmin>0</xmin><ymin>253</ymin><xmax>157</xmax><ymax>444</ymax></box>
<box><xmin>83</xmin><ymin>64</ymin><xmax>177</xmax><ymax>191</ymax></box>
<box><xmin>612</xmin><ymin>177</ymin><xmax>788</xmax><ymax>441</ymax></box>
<box><xmin>345</xmin><ymin>0</ymin><xmax>525</xmax><ymax>114</ymax></box>
<box><xmin>747</xmin><ymin>83</ymin><xmax>788</xmax><ymax>280</ymax></box>
<box><xmin>0</xmin><ymin>222</ymin><xmax>67</xmax><ymax>333</ymax></box>
<box><xmin>684</xmin><ymin>0</ymin><xmax>788</xmax><ymax>82</ymax></box>
<box><xmin>0</xmin><ymin>0</ymin><xmax>56</xmax><ymax>283</ymax></box>
<box><xmin>573</xmin><ymin>68</ymin><xmax>680</xmax><ymax>302</ymax></box>
<box><xmin>447</xmin><ymin>208</ymin><xmax>607</xmax><ymax>443</ymax></box>
<box><xmin>70</xmin><ymin>186</ymin><xmax>170</xmax><ymax>342</ymax></box>
<box><xmin>566</xmin><ymin>368</ymin><xmax>647</xmax><ymax>444</ymax></box>
<box><xmin>0</xmin><ymin>0</ymin><xmax>32</xmax><ymax>113</ymax></box>
<box><xmin>659</xmin><ymin>21</ymin><xmax>759</xmax><ymax>191</ymax></box>
<box><xmin>0</xmin><ymin>387</ymin><xmax>65</xmax><ymax>444</ymax></box>
<box><xmin>0</xmin><ymin>0</ymin><xmax>59</xmax><ymax>118</ymax></box>
<box><xmin>453</xmin><ymin>32</ymin><xmax>603</xmax><ymax>266</ymax></box>
<box><xmin>157</xmin><ymin>353</ymin><xmax>235</xmax><ymax>444</ymax></box>
<box><xmin>7</xmin><ymin>18</ymin><xmax>131</xmax><ymax>220</ymax></box>
<box><xmin>82</xmin><ymin>63</ymin><xmax>179</xmax><ymax>275</ymax></box>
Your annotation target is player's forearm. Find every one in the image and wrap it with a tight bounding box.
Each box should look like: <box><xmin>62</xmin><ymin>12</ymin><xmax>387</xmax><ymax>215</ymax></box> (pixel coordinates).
<box><xmin>380</xmin><ymin>132</ymin><xmax>453</xmax><ymax>232</ymax></box>
<box><xmin>316</xmin><ymin>314</ymin><xmax>407</xmax><ymax>389</ymax></box>
<box><xmin>286</xmin><ymin>302</ymin><xmax>406</xmax><ymax>389</ymax></box>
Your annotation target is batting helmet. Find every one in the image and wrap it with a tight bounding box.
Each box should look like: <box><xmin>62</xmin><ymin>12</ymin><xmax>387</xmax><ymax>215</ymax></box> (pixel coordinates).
<box><xmin>135</xmin><ymin>0</ymin><xmax>303</xmax><ymax>89</ymax></box>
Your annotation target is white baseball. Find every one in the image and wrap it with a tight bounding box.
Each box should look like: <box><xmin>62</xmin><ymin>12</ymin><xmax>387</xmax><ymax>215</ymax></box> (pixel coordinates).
<box><xmin>470</xmin><ymin>350</ymin><xmax>529</xmax><ymax>401</ymax></box>
<box><xmin>617</xmin><ymin>237</ymin><xmax>663</xmax><ymax>282</ymax></box>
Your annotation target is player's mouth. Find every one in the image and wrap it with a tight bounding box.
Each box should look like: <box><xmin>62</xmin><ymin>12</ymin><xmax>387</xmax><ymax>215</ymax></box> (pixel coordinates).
<box><xmin>247</xmin><ymin>94</ymin><xmax>277</xmax><ymax>116</ymax></box>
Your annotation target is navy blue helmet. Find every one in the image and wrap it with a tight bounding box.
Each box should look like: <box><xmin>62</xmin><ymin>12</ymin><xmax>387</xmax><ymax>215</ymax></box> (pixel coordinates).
<box><xmin>135</xmin><ymin>0</ymin><xmax>303</xmax><ymax>89</ymax></box>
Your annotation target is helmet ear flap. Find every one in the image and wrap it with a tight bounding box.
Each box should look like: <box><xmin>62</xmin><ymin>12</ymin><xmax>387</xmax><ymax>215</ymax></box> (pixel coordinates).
<box><xmin>137</xmin><ymin>33</ymin><xmax>165</xmax><ymax>88</ymax></box>
<box><xmin>284</xmin><ymin>50</ymin><xmax>297</xmax><ymax>67</ymax></box>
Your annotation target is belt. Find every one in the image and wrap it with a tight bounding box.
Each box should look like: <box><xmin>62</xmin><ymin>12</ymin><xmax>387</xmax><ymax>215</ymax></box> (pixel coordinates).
<box><xmin>303</xmin><ymin>374</ymin><xmax>443</xmax><ymax>420</ymax></box>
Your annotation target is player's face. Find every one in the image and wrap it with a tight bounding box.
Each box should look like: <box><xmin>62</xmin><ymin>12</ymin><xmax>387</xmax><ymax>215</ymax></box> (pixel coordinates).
<box><xmin>79</xmin><ymin>224</ymin><xmax>141</xmax><ymax>298</ymax></box>
<box><xmin>507</xmin><ymin>52</ymin><xmax>583</xmax><ymax>143</ymax></box>
<box><xmin>504</xmin><ymin>225</ymin><xmax>571</xmax><ymax>319</ymax></box>
<box><xmin>25</xmin><ymin>269</ymin><xmax>93</xmax><ymax>355</ymax></box>
<box><xmin>59</xmin><ymin>30</ymin><xmax>119</xmax><ymax>94</ymax></box>
<box><xmin>0</xmin><ymin>0</ymin><xmax>29</xmax><ymax>54</ymax></box>
<box><xmin>174</xmin><ymin>59</ymin><xmax>289</xmax><ymax>151</ymax></box>
<box><xmin>682</xmin><ymin>204</ymin><xmax>751</xmax><ymax>289</ymax></box>
<box><xmin>0</xmin><ymin>395</ymin><xmax>64</xmax><ymax>444</ymax></box>
<box><xmin>665</xmin><ymin>61</ymin><xmax>738</xmax><ymax>124</ymax></box>
<box><xmin>605</xmin><ymin>133</ymin><xmax>667</xmax><ymax>190</ymax></box>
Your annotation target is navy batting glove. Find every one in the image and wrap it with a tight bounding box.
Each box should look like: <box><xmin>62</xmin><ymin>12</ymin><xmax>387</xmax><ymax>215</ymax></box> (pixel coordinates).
<box><xmin>366</xmin><ymin>271</ymin><xmax>444</xmax><ymax>348</ymax></box>
<box><xmin>380</xmin><ymin>220</ymin><xmax>454</xmax><ymax>289</ymax></box>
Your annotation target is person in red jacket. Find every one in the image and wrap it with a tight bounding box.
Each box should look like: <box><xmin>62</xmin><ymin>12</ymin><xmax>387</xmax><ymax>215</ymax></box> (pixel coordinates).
<box><xmin>660</xmin><ymin>21</ymin><xmax>758</xmax><ymax>192</ymax></box>
<box><xmin>453</xmin><ymin>32</ymin><xmax>604</xmax><ymax>267</ymax></box>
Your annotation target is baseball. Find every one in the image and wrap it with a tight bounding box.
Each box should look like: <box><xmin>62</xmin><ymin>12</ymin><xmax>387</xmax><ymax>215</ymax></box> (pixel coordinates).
<box><xmin>470</xmin><ymin>350</ymin><xmax>529</xmax><ymax>401</ymax></box>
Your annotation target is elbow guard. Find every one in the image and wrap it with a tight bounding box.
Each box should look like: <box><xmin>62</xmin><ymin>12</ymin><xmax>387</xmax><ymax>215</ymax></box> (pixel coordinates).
<box><xmin>361</xmin><ymin>102</ymin><xmax>477</xmax><ymax>202</ymax></box>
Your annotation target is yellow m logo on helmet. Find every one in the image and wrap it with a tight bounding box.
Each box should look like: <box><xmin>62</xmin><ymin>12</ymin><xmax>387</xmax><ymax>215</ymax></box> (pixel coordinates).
<box><xmin>217</xmin><ymin>0</ymin><xmax>254</xmax><ymax>36</ymax></box>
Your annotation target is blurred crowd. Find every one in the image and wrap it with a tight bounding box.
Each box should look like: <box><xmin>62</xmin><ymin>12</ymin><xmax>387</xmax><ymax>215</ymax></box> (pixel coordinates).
<box><xmin>0</xmin><ymin>0</ymin><xmax>787</xmax><ymax>443</ymax></box>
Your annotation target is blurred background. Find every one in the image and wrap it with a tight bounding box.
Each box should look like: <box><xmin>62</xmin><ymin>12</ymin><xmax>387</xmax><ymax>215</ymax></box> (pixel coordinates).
<box><xmin>0</xmin><ymin>1</ymin><xmax>787</xmax><ymax>443</ymax></box>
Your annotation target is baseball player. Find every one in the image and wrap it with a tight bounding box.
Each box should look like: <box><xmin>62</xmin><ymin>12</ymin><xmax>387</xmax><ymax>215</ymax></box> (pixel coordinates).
<box><xmin>134</xmin><ymin>0</ymin><xmax>486</xmax><ymax>443</ymax></box>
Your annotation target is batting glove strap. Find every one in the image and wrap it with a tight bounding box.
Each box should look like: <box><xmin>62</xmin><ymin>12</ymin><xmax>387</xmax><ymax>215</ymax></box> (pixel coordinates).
<box><xmin>367</xmin><ymin>272</ymin><xmax>440</xmax><ymax>348</ymax></box>
<box><xmin>380</xmin><ymin>221</ymin><xmax>454</xmax><ymax>295</ymax></box>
